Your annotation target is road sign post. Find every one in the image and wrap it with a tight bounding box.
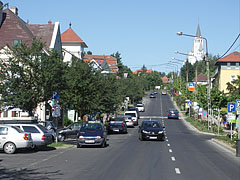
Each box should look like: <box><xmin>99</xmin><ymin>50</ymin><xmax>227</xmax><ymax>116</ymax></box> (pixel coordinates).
<box><xmin>236</xmin><ymin>100</ymin><xmax>240</xmax><ymax>140</ymax></box>
<box><xmin>187</xmin><ymin>101</ymin><xmax>192</xmax><ymax>117</ymax></box>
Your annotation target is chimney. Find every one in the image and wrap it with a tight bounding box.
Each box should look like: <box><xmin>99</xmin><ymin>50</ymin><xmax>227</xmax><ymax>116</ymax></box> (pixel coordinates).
<box><xmin>0</xmin><ymin>1</ymin><xmax>3</xmax><ymax>26</ymax></box>
<box><xmin>10</xmin><ymin>6</ymin><xmax>18</xmax><ymax>16</ymax></box>
<box><xmin>48</xmin><ymin>20</ymin><xmax>52</xmax><ymax>24</ymax></box>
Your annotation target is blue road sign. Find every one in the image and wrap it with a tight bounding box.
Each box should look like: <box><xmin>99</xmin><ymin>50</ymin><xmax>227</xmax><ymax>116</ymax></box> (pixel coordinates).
<box><xmin>188</xmin><ymin>82</ymin><xmax>195</xmax><ymax>87</ymax></box>
<box><xmin>228</xmin><ymin>103</ymin><xmax>236</xmax><ymax>113</ymax></box>
<box><xmin>187</xmin><ymin>101</ymin><xmax>192</xmax><ymax>107</ymax></box>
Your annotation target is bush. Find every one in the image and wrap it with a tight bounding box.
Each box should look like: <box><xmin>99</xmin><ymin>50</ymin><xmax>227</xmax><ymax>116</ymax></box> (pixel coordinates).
<box><xmin>64</xmin><ymin>116</ymin><xmax>72</xmax><ymax>127</ymax></box>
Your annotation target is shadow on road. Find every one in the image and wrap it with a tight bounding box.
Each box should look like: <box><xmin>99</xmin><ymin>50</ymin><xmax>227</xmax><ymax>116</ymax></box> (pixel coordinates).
<box><xmin>0</xmin><ymin>166</ymin><xmax>63</xmax><ymax>180</ymax></box>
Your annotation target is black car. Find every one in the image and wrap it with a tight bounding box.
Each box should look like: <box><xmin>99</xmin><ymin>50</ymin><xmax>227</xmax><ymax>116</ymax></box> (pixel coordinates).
<box><xmin>138</xmin><ymin>120</ymin><xmax>165</xmax><ymax>141</ymax></box>
<box><xmin>58</xmin><ymin>122</ymin><xmax>82</xmax><ymax>141</ymax></box>
<box><xmin>77</xmin><ymin>121</ymin><xmax>107</xmax><ymax>148</ymax></box>
<box><xmin>107</xmin><ymin>117</ymin><xmax>128</xmax><ymax>134</ymax></box>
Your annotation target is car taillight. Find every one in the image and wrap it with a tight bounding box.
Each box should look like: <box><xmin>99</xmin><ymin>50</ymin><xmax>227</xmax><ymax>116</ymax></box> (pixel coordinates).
<box><xmin>42</xmin><ymin>135</ymin><xmax>46</xmax><ymax>141</ymax></box>
<box><xmin>23</xmin><ymin>133</ymin><xmax>29</xmax><ymax>140</ymax></box>
<box><xmin>122</xmin><ymin>123</ymin><xmax>124</xmax><ymax>127</ymax></box>
<box><xmin>177</xmin><ymin>113</ymin><xmax>179</xmax><ymax>116</ymax></box>
<box><xmin>168</xmin><ymin>113</ymin><xmax>170</xmax><ymax>116</ymax></box>
<box><xmin>131</xmin><ymin>119</ymin><xmax>133</xmax><ymax>122</ymax></box>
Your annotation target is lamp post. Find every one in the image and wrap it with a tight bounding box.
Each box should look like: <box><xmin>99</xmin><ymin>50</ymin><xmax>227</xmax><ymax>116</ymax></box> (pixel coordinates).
<box><xmin>175</xmin><ymin>51</ymin><xmax>190</xmax><ymax>82</ymax></box>
<box><xmin>177</xmin><ymin>31</ymin><xmax>211</xmax><ymax>130</ymax></box>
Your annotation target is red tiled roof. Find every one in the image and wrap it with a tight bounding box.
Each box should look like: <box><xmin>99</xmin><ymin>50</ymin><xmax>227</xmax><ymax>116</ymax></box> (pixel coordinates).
<box><xmin>162</xmin><ymin>76</ymin><xmax>169</xmax><ymax>83</ymax></box>
<box><xmin>61</xmin><ymin>28</ymin><xmax>83</xmax><ymax>43</ymax></box>
<box><xmin>83</xmin><ymin>54</ymin><xmax>118</xmax><ymax>73</ymax></box>
<box><xmin>217</xmin><ymin>51</ymin><xmax>240</xmax><ymax>63</ymax></box>
<box><xmin>133</xmin><ymin>69</ymin><xmax>153</xmax><ymax>74</ymax></box>
<box><xmin>192</xmin><ymin>73</ymin><xmax>207</xmax><ymax>82</ymax></box>
<box><xmin>0</xmin><ymin>8</ymin><xmax>55</xmax><ymax>49</ymax></box>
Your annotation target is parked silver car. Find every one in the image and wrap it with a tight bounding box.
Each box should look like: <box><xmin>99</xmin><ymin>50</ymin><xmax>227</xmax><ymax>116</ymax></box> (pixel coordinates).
<box><xmin>0</xmin><ymin>124</ymin><xmax>33</xmax><ymax>154</ymax></box>
<box><xmin>10</xmin><ymin>124</ymin><xmax>53</xmax><ymax>148</ymax></box>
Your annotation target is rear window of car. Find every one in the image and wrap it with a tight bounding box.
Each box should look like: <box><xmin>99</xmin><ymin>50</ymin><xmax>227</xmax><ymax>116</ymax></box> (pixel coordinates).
<box><xmin>22</xmin><ymin>126</ymin><xmax>40</xmax><ymax>133</ymax></box>
<box><xmin>11</xmin><ymin>126</ymin><xmax>23</xmax><ymax>133</ymax></box>
<box><xmin>125</xmin><ymin>113</ymin><xmax>136</xmax><ymax>117</ymax></box>
<box><xmin>113</xmin><ymin>117</ymin><xmax>124</xmax><ymax>121</ymax></box>
<box><xmin>137</xmin><ymin>104</ymin><xmax>143</xmax><ymax>107</ymax></box>
<box><xmin>37</xmin><ymin>125</ymin><xmax>48</xmax><ymax>133</ymax></box>
<box><xmin>169</xmin><ymin>110</ymin><xmax>178</xmax><ymax>113</ymax></box>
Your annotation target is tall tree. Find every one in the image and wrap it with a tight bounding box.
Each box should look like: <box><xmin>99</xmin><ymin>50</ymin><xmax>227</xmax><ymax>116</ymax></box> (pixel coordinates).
<box><xmin>0</xmin><ymin>39</ymin><xmax>67</xmax><ymax>115</ymax></box>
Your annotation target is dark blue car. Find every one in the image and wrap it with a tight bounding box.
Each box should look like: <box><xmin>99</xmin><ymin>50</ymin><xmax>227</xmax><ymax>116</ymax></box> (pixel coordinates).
<box><xmin>77</xmin><ymin>121</ymin><xmax>107</xmax><ymax>148</ymax></box>
<box><xmin>167</xmin><ymin>109</ymin><xmax>179</xmax><ymax>119</ymax></box>
<box><xmin>138</xmin><ymin>120</ymin><xmax>165</xmax><ymax>141</ymax></box>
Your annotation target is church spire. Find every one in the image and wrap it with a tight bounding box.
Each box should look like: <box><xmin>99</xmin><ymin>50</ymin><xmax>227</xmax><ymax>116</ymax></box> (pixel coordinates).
<box><xmin>196</xmin><ymin>24</ymin><xmax>201</xmax><ymax>37</ymax></box>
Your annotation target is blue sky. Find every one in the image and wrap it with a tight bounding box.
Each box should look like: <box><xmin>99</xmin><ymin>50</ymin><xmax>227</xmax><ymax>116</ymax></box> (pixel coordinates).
<box><xmin>3</xmin><ymin>0</ymin><xmax>240</xmax><ymax>73</ymax></box>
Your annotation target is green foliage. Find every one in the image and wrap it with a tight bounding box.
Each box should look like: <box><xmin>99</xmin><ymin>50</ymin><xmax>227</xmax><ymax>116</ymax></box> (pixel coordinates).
<box><xmin>0</xmin><ymin>39</ymin><xmax>66</xmax><ymax>115</ymax></box>
<box><xmin>210</xmin><ymin>86</ymin><xmax>227</xmax><ymax>110</ymax></box>
<box><xmin>226</xmin><ymin>75</ymin><xmax>240</xmax><ymax>102</ymax></box>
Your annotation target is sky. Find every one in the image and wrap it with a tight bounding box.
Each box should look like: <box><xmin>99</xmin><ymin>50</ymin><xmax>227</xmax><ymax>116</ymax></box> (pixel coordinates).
<box><xmin>2</xmin><ymin>0</ymin><xmax>240</xmax><ymax>73</ymax></box>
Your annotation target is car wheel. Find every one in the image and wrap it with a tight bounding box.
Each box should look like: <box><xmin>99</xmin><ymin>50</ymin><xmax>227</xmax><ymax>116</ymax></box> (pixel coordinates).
<box><xmin>161</xmin><ymin>136</ymin><xmax>165</xmax><ymax>141</ymax></box>
<box><xmin>58</xmin><ymin>134</ymin><xmax>65</xmax><ymax>142</ymax></box>
<box><xmin>4</xmin><ymin>142</ymin><xmax>16</xmax><ymax>154</ymax></box>
<box><xmin>139</xmin><ymin>134</ymin><xmax>143</xmax><ymax>141</ymax></box>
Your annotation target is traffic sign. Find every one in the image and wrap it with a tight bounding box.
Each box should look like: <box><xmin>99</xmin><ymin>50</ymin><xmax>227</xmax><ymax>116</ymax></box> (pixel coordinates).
<box><xmin>188</xmin><ymin>82</ymin><xmax>195</xmax><ymax>91</ymax></box>
<box><xmin>228</xmin><ymin>103</ymin><xmax>236</xmax><ymax>113</ymax></box>
<box><xmin>187</xmin><ymin>101</ymin><xmax>192</xmax><ymax>107</ymax></box>
<box><xmin>202</xmin><ymin>110</ymin><xmax>207</xmax><ymax>116</ymax></box>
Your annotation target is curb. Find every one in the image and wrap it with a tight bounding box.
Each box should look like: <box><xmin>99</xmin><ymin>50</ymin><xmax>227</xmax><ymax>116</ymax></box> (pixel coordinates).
<box><xmin>211</xmin><ymin>138</ymin><xmax>236</xmax><ymax>154</ymax></box>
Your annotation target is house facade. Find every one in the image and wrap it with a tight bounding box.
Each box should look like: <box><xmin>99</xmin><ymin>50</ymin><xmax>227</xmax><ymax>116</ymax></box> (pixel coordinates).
<box><xmin>0</xmin><ymin>5</ymin><xmax>62</xmax><ymax>121</ymax></box>
<box><xmin>215</xmin><ymin>51</ymin><xmax>240</xmax><ymax>93</ymax></box>
<box><xmin>61</xmin><ymin>25</ymin><xmax>88</xmax><ymax>62</ymax></box>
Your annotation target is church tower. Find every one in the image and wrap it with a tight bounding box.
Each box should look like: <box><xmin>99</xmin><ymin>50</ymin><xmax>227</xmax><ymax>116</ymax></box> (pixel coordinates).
<box><xmin>188</xmin><ymin>24</ymin><xmax>204</xmax><ymax>64</ymax></box>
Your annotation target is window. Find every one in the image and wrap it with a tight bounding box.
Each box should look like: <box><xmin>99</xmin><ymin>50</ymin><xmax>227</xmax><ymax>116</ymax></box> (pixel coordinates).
<box><xmin>231</xmin><ymin>75</ymin><xmax>236</xmax><ymax>82</ymax></box>
<box><xmin>230</xmin><ymin>62</ymin><xmax>236</xmax><ymax>66</ymax></box>
<box><xmin>22</xmin><ymin>126</ymin><xmax>40</xmax><ymax>133</ymax></box>
<box><xmin>13</xmin><ymin>40</ymin><xmax>22</xmax><ymax>47</ymax></box>
<box><xmin>0</xmin><ymin>127</ymin><xmax>8</xmax><ymax>135</ymax></box>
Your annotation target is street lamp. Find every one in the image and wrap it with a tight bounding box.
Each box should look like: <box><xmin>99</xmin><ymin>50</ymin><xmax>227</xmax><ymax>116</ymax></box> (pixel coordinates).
<box><xmin>177</xmin><ymin>31</ymin><xmax>211</xmax><ymax>130</ymax></box>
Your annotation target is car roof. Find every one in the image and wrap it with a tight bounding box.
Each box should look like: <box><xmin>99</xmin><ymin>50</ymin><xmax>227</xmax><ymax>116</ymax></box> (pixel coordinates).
<box><xmin>0</xmin><ymin>124</ymin><xmax>13</xmax><ymax>127</ymax></box>
<box><xmin>169</xmin><ymin>108</ymin><xmax>178</xmax><ymax>111</ymax></box>
<box><xmin>142</xmin><ymin>120</ymin><xmax>159</xmax><ymax>123</ymax></box>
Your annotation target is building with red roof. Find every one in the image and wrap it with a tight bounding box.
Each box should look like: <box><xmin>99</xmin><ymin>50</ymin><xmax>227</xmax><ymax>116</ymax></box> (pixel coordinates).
<box><xmin>133</xmin><ymin>69</ymin><xmax>153</xmax><ymax>75</ymax></box>
<box><xmin>215</xmin><ymin>51</ymin><xmax>240</xmax><ymax>92</ymax></box>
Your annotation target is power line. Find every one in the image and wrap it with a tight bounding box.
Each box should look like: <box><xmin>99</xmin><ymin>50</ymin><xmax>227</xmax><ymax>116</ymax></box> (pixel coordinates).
<box><xmin>219</xmin><ymin>33</ymin><xmax>240</xmax><ymax>59</ymax></box>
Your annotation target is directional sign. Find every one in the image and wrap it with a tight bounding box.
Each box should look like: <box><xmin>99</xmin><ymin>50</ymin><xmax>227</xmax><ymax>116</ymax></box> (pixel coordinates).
<box><xmin>228</xmin><ymin>103</ymin><xmax>236</xmax><ymax>113</ymax></box>
<box><xmin>188</xmin><ymin>82</ymin><xmax>195</xmax><ymax>91</ymax></box>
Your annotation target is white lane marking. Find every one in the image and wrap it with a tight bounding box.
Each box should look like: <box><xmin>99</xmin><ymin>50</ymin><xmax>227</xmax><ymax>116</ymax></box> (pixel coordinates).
<box><xmin>167</xmin><ymin>144</ymin><xmax>170</xmax><ymax>147</ymax></box>
<box><xmin>175</xmin><ymin>168</ymin><xmax>181</xmax><ymax>174</ymax></box>
<box><xmin>140</xmin><ymin>116</ymin><xmax>168</xmax><ymax>119</ymax></box>
<box><xmin>171</xmin><ymin>156</ymin><xmax>176</xmax><ymax>161</ymax></box>
<box><xmin>169</xmin><ymin>149</ymin><xmax>172</xmax><ymax>153</ymax></box>
<box><xmin>166</xmin><ymin>139</ymin><xmax>169</xmax><ymax>142</ymax></box>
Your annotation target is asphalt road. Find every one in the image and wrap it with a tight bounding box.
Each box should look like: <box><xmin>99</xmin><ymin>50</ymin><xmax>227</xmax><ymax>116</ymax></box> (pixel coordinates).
<box><xmin>0</xmin><ymin>92</ymin><xmax>239</xmax><ymax>180</ymax></box>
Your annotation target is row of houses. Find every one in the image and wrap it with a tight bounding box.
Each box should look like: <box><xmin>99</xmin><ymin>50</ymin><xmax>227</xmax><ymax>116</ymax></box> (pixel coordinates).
<box><xmin>0</xmin><ymin>3</ymin><xmax>118</xmax><ymax>122</ymax></box>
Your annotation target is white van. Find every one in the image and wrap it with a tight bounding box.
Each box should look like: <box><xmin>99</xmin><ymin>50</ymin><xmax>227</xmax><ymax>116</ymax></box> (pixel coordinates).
<box><xmin>124</xmin><ymin>111</ymin><xmax>138</xmax><ymax>125</ymax></box>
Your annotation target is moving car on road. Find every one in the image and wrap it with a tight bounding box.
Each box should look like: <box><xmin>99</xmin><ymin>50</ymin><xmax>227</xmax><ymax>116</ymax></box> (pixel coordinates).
<box><xmin>107</xmin><ymin>117</ymin><xmax>127</xmax><ymax>134</ymax></box>
<box><xmin>77</xmin><ymin>121</ymin><xmax>107</xmax><ymax>148</ymax></box>
<box><xmin>0</xmin><ymin>124</ymin><xmax>33</xmax><ymax>154</ymax></box>
<box><xmin>138</xmin><ymin>120</ymin><xmax>165</xmax><ymax>141</ymax></box>
<box><xmin>167</xmin><ymin>109</ymin><xmax>179</xmax><ymax>119</ymax></box>
<box><xmin>124</xmin><ymin>111</ymin><xmax>138</xmax><ymax>125</ymax></box>
<box><xmin>136</xmin><ymin>103</ymin><xmax>145</xmax><ymax>112</ymax></box>
<box><xmin>161</xmin><ymin>91</ymin><xmax>167</xmax><ymax>95</ymax></box>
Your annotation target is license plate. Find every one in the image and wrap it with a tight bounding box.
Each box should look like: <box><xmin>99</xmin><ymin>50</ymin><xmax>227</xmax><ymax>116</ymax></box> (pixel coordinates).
<box><xmin>149</xmin><ymin>137</ymin><xmax>157</xmax><ymax>139</ymax></box>
<box><xmin>171</xmin><ymin>114</ymin><xmax>175</xmax><ymax>115</ymax></box>
<box><xmin>113</xmin><ymin>129</ymin><xmax>119</xmax><ymax>132</ymax></box>
<box><xmin>85</xmin><ymin>140</ymin><xmax>95</xmax><ymax>143</ymax></box>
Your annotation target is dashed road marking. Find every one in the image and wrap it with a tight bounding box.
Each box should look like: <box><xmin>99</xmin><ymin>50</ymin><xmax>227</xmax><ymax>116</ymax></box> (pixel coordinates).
<box><xmin>171</xmin><ymin>156</ymin><xmax>176</xmax><ymax>161</ymax></box>
<box><xmin>169</xmin><ymin>149</ymin><xmax>172</xmax><ymax>153</ymax></box>
<box><xmin>175</xmin><ymin>168</ymin><xmax>181</xmax><ymax>174</ymax></box>
<box><xmin>166</xmin><ymin>139</ymin><xmax>168</xmax><ymax>142</ymax></box>
<box><xmin>167</xmin><ymin>144</ymin><xmax>170</xmax><ymax>147</ymax></box>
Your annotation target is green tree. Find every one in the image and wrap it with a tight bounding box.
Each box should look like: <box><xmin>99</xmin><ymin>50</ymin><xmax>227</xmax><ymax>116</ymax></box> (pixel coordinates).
<box><xmin>0</xmin><ymin>39</ymin><xmax>67</xmax><ymax>115</ymax></box>
<box><xmin>226</xmin><ymin>75</ymin><xmax>240</xmax><ymax>102</ymax></box>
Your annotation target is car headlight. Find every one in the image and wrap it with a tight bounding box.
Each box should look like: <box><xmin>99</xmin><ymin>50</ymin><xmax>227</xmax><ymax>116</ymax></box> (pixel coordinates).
<box><xmin>96</xmin><ymin>136</ymin><xmax>102</xmax><ymax>140</ymax></box>
<box><xmin>158</xmin><ymin>131</ymin><xmax>163</xmax><ymax>134</ymax></box>
<box><xmin>142</xmin><ymin>130</ymin><xmax>149</xmax><ymax>134</ymax></box>
<box><xmin>79</xmin><ymin>136</ymin><xmax>84</xmax><ymax>140</ymax></box>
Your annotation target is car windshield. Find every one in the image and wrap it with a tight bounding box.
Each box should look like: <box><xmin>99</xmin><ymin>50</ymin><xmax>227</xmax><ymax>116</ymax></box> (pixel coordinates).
<box><xmin>112</xmin><ymin>117</ymin><xmax>124</xmax><ymax>121</ymax></box>
<box><xmin>80</xmin><ymin>123</ymin><xmax>102</xmax><ymax>132</ymax></box>
<box><xmin>143</xmin><ymin>121</ymin><xmax>161</xmax><ymax>128</ymax></box>
<box><xmin>125</xmin><ymin>113</ymin><xmax>136</xmax><ymax>117</ymax></box>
